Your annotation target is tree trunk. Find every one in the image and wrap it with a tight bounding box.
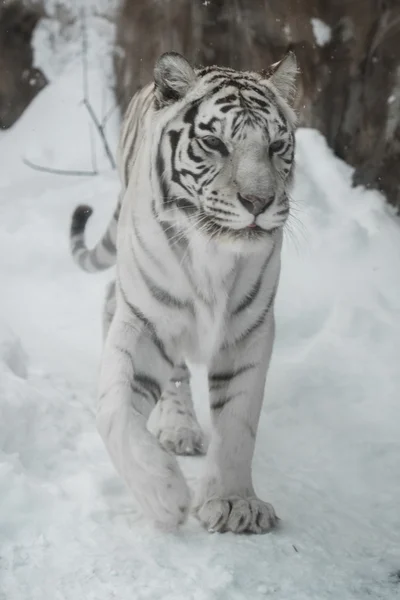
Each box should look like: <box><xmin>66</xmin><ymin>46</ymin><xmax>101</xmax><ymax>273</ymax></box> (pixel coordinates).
<box><xmin>0</xmin><ymin>1</ymin><xmax>47</xmax><ymax>130</ymax></box>
<box><xmin>114</xmin><ymin>0</ymin><xmax>400</xmax><ymax>210</ymax></box>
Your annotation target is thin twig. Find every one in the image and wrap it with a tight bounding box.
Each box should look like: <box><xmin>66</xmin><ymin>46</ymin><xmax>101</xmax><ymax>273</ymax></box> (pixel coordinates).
<box><xmin>23</xmin><ymin>157</ymin><xmax>97</xmax><ymax>177</ymax></box>
<box><xmin>82</xmin><ymin>6</ymin><xmax>98</xmax><ymax>172</ymax></box>
<box><xmin>89</xmin><ymin>122</ymin><xmax>98</xmax><ymax>174</ymax></box>
<box><xmin>81</xmin><ymin>8</ymin><xmax>89</xmax><ymax>100</ymax></box>
<box><xmin>22</xmin><ymin>9</ymin><xmax>115</xmax><ymax>178</ymax></box>
<box><xmin>83</xmin><ymin>98</ymin><xmax>116</xmax><ymax>169</ymax></box>
<box><xmin>101</xmin><ymin>102</ymin><xmax>118</xmax><ymax>127</ymax></box>
<box><xmin>80</xmin><ymin>7</ymin><xmax>116</xmax><ymax>170</ymax></box>
<box><xmin>101</xmin><ymin>81</ymin><xmax>106</xmax><ymax>126</ymax></box>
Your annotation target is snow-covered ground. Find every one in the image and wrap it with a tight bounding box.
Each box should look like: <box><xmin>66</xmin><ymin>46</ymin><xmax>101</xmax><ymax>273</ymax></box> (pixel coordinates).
<box><xmin>1</xmin><ymin>14</ymin><xmax>400</xmax><ymax>600</ymax></box>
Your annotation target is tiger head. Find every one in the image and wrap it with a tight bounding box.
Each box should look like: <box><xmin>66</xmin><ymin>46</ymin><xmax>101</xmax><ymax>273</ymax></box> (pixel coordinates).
<box><xmin>152</xmin><ymin>52</ymin><xmax>298</xmax><ymax>250</ymax></box>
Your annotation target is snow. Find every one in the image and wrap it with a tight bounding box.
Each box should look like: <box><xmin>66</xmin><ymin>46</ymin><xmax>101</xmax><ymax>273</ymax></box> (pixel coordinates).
<box><xmin>311</xmin><ymin>18</ymin><xmax>332</xmax><ymax>47</ymax></box>
<box><xmin>1</xmin><ymin>16</ymin><xmax>400</xmax><ymax>600</ymax></box>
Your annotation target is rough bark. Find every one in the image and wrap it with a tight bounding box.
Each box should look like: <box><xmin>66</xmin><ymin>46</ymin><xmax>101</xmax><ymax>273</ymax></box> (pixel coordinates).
<box><xmin>0</xmin><ymin>0</ymin><xmax>47</xmax><ymax>130</ymax></box>
<box><xmin>114</xmin><ymin>0</ymin><xmax>400</xmax><ymax>210</ymax></box>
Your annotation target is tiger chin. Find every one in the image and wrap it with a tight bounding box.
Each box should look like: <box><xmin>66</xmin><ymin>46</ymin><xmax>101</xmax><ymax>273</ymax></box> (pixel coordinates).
<box><xmin>69</xmin><ymin>51</ymin><xmax>298</xmax><ymax>534</ymax></box>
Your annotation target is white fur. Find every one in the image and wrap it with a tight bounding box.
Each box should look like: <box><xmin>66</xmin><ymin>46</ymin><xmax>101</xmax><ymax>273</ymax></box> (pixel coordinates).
<box><xmin>94</xmin><ymin>55</ymin><xmax>297</xmax><ymax>533</ymax></box>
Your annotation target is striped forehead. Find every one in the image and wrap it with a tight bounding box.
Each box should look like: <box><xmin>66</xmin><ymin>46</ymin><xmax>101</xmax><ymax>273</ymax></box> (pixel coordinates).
<box><xmin>195</xmin><ymin>78</ymin><xmax>284</xmax><ymax>140</ymax></box>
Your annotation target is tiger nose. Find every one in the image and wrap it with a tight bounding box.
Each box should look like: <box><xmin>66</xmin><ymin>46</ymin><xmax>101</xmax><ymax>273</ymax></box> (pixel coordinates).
<box><xmin>238</xmin><ymin>193</ymin><xmax>275</xmax><ymax>216</ymax></box>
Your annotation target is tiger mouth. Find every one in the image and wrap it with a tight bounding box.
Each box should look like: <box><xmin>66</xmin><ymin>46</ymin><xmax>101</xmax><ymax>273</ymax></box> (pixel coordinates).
<box><xmin>201</xmin><ymin>215</ymin><xmax>277</xmax><ymax>240</ymax></box>
<box><xmin>247</xmin><ymin>223</ymin><xmax>264</xmax><ymax>232</ymax></box>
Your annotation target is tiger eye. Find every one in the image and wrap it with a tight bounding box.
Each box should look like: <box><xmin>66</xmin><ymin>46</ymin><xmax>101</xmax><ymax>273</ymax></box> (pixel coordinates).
<box><xmin>269</xmin><ymin>140</ymin><xmax>285</xmax><ymax>156</ymax></box>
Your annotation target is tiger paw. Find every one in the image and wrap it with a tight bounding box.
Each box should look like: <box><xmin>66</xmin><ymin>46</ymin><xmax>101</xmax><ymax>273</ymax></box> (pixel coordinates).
<box><xmin>149</xmin><ymin>395</ymin><xmax>206</xmax><ymax>456</ymax></box>
<box><xmin>194</xmin><ymin>496</ymin><xmax>279</xmax><ymax>534</ymax></box>
<box><xmin>158</xmin><ymin>423</ymin><xmax>206</xmax><ymax>456</ymax></box>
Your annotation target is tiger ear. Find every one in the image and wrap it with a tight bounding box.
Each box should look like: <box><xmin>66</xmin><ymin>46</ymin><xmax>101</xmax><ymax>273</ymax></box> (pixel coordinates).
<box><xmin>154</xmin><ymin>52</ymin><xmax>196</xmax><ymax>107</ymax></box>
<box><xmin>260</xmin><ymin>52</ymin><xmax>298</xmax><ymax>104</ymax></box>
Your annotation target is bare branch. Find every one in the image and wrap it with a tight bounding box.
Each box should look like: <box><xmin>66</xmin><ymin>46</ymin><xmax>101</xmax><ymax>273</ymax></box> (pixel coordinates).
<box><xmin>83</xmin><ymin>98</ymin><xmax>116</xmax><ymax>169</ymax></box>
<box><xmin>81</xmin><ymin>8</ymin><xmax>89</xmax><ymax>100</ymax></box>
<box><xmin>79</xmin><ymin>7</ymin><xmax>116</xmax><ymax>170</ymax></box>
<box><xmin>102</xmin><ymin>102</ymin><xmax>119</xmax><ymax>128</ymax></box>
<box><xmin>89</xmin><ymin>122</ymin><xmax>98</xmax><ymax>174</ymax></box>
<box><xmin>23</xmin><ymin>157</ymin><xmax>97</xmax><ymax>177</ymax></box>
<box><xmin>22</xmin><ymin>9</ymin><xmax>115</xmax><ymax>178</ymax></box>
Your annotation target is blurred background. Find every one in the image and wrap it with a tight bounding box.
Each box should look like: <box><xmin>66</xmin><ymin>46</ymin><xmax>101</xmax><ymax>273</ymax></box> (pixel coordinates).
<box><xmin>2</xmin><ymin>0</ymin><xmax>400</xmax><ymax>209</ymax></box>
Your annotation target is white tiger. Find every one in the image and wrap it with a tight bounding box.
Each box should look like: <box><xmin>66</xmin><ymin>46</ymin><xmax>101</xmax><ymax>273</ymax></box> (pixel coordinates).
<box><xmin>70</xmin><ymin>52</ymin><xmax>298</xmax><ymax>533</ymax></box>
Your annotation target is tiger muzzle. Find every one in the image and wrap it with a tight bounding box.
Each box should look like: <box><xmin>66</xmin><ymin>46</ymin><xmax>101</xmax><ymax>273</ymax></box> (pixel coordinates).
<box><xmin>238</xmin><ymin>193</ymin><xmax>275</xmax><ymax>216</ymax></box>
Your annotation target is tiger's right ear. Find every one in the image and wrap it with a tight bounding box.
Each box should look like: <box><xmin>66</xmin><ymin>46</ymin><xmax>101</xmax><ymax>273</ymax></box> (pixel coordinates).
<box><xmin>154</xmin><ymin>52</ymin><xmax>196</xmax><ymax>107</ymax></box>
<box><xmin>260</xmin><ymin>52</ymin><xmax>298</xmax><ymax>105</ymax></box>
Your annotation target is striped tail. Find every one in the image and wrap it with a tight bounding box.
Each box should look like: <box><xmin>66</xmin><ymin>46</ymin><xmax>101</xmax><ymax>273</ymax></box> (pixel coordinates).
<box><xmin>70</xmin><ymin>203</ymin><xmax>119</xmax><ymax>273</ymax></box>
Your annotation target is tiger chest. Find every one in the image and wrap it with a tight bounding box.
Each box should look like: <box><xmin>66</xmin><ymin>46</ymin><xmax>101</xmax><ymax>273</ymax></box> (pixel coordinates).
<box><xmin>182</xmin><ymin>258</ymin><xmax>236</xmax><ymax>365</ymax></box>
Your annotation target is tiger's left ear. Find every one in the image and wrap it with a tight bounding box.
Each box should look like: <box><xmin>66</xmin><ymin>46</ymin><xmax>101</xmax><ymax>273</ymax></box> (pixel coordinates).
<box><xmin>154</xmin><ymin>52</ymin><xmax>196</xmax><ymax>107</ymax></box>
<box><xmin>261</xmin><ymin>52</ymin><xmax>298</xmax><ymax>104</ymax></box>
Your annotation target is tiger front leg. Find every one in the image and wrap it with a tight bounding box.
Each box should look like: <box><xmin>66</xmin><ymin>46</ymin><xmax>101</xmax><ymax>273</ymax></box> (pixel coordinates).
<box><xmin>194</xmin><ymin>311</ymin><xmax>278</xmax><ymax>534</ymax></box>
<box><xmin>148</xmin><ymin>363</ymin><xmax>206</xmax><ymax>456</ymax></box>
<box><xmin>96</xmin><ymin>298</ymin><xmax>191</xmax><ymax>530</ymax></box>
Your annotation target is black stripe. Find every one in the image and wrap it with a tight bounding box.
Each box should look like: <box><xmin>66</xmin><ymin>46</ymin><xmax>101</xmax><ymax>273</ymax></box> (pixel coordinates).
<box><xmin>175</xmin><ymin>198</ymin><xmax>198</xmax><ymax>215</ymax></box>
<box><xmin>187</xmin><ymin>143</ymin><xmax>203</xmax><ymax>163</ymax></box>
<box><xmin>232</xmin><ymin>249</ymin><xmax>274</xmax><ymax>315</ymax></box>
<box><xmin>115</xmin><ymin>344</ymin><xmax>135</xmax><ymax>371</ymax></box>
<box><xmin>137</xmin><ymin>262</ymin><xmax>193</xmax><ymax>311</ymax></box>
<box><xmin>211</xmin><ymin>393</ymin><xmax>241</xmax><ymax>411</ymax></box>
<box><xmin>102</xmin><ymin>229</ymin><xmax>116</xmax><ymax>254</ymax></box>
<box><xmin>114</xmin><ymin>201</ymin><xmax>122</xmax><ymax>221</ymax></box>
<box><xmin>71</xmin><ymin>240</ymin><xmax>85</xmax><ymax>252</ymax></box>
<box><xmin>232</xmin><ymin>286</ymin><xmax>277</xmax><ymax>346</ymax></box>
<box><xmin>132</xmin><ymin>218</ymin><xmax>163</xmax><ymax>270</ymax></box>
<box><xmin>159</xmin><ymin>219</ymin><xmax>188</xmax><ymax>252</ymax></box>
<box><xmin>119</xmin><ymin>282</ymin><xmax>174</xmax><ymax>367</ymax></box>
<box><xmin>276</xmin><ymin>208</ymin><xmax>289</xmax><ymax>216</ymax></box>
<box><xmin>198</xmin><ymin>116</ymin><xmax>219</xmax><ymax>131</ymax></box>
<box><xmin>214</xmin><ymin>94</ymin><xmax>237</xmax><ymax>105</ymax></box>
<box><xmin>70</xmin><ymin>205</ymin><xmax>93</xmax><ymax>237</ymax></box>
<box><xmin>233</xmin><ymin>284</ymin><xmax>262</xmax><ymax>316</ymax></box>
<box><xmin>124</xmin><ymin>123</ymin><xmax>139</xmax><ymax>186</ymax></box>
<box><xmin>208</xmin><ymin>363</ymin><xmax>256</xmax><ymax>389</ymax></box>
<box><xmin>246</xmin><ymin>95</ymin><xmax>269</xmax><ymax>110</ymax></box>
<box><xmin>197</xmin><ymin>66</ymin><xmax>235</xmax><ymax>76</ymax></box>
<box><xmin>156</xmin><ymin>139</ymin><xmax>171</xmax><ymax>205</ymax></box>
<box><xmin>83</xmin><ymin>249</ymin><xmax>108</xmax><ymax>271</ymax></box>
<box><xmin>183</xmin><ymin>101</ymin><xmax>200</xmax><ymax>127</ymax></box>
<box><xmin>207</xmin><ymin>74</ymin><xmax>230</xmax><ymax>84</ymax></box>
<box><xmin>130</xmin><ymin>383</ymin><xmax>154</xmax><ymax>405</ymax></box>
<box><xmin>106</xmin><ymin>281</ymin><xmax>116</xmax><ymax>301</ymax></box>
<box><xmin>245</xmin><ymin>421</ymin><xmax>256</xmax><ymax>439</ymax></box>
<box><xmin>168</xmin><ymin>129</ymin><xmax>181</xmax><ymax>155</ymax></box>
<box><xmin>133</xmin><ymin>372</ymin><xmax>161</xmax><ymax>403</ymax></box>
<box><xmin>211</xmin><ymin>206</ymin><xmax>237</xmax><ymax>218</ymax></box>
<box><xmin>219</xmin><ymin>105</ymin><xmax>236</xmax><ymax>114</ymax></box>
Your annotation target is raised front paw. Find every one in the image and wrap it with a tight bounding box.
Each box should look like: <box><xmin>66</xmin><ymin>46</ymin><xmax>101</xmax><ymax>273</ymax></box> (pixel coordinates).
<box><xmin>194</xmin><ymin>496</ymin><xmax>278</xmax><ymax>534</ymax></box>
<box><xmin>149</xmin><ymin>397</ymin><xmax>206</xmax><ymax>456</ymax></box>
<box><xmin>158</xmin><ymin>424</ymin><xmax>206</xmax><ymax>456</ymax></box>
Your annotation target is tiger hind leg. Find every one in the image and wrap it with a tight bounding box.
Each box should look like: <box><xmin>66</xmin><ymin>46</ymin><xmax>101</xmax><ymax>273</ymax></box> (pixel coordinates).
<box><xmin>148</xmin><ymin>363</ymin><xmax>206</xmax><ymax>456</ymax></box>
